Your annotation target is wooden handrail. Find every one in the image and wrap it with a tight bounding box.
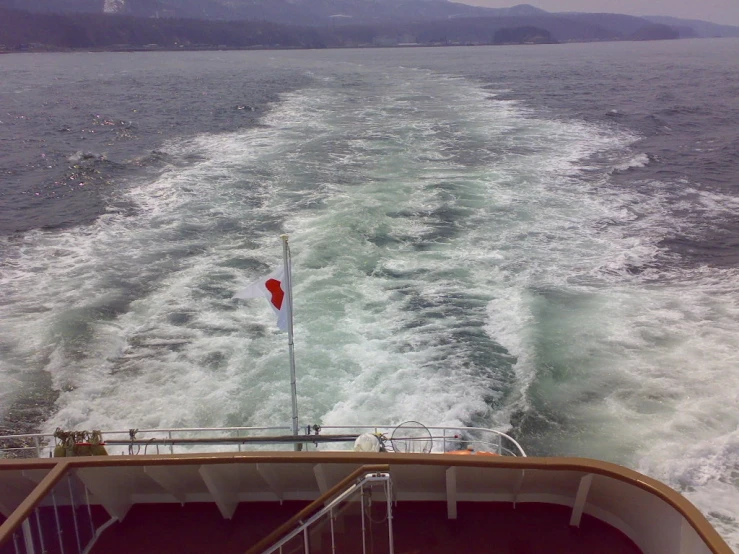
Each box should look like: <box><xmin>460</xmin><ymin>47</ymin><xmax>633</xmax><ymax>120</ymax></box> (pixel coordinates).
<box><xmin>243</xmin><ymin>463</ymin><xmax>390</xmax><ymax>554</ymax></box>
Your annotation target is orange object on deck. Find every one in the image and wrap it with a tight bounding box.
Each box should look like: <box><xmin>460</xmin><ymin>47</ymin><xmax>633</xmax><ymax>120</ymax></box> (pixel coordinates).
<box><xmin>445</xmin><ymin>449</ymin><xmax>499</xmax><ymax>456</ymax></box>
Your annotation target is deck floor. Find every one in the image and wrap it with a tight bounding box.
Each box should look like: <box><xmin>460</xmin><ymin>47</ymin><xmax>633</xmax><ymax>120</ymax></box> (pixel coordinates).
<box><xmin>394</xmin><ymin>502</ymin><xmax>641</xmax><ymax>554</ymax></box>
<box><xmin>89</xmin><ymin>500</ymin><xmax>642</xmax><ymax>554</ymax></box>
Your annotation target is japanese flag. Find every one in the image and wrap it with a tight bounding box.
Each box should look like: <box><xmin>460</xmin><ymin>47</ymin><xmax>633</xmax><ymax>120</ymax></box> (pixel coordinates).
<box><xmin>234</xmin><ymin>266</ymin><xmax>289</xmax><ymax>331</ymax></box>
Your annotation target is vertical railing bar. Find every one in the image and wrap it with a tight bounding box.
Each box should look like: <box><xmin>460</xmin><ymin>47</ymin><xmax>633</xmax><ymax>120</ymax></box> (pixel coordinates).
<box><xmin>330</xmin><ymin>508</ymin><xmax>335</xmax><ymax>554</ymax></box>
<box><xmin>12</xmin><ymin>530</ymin><xmax>20</xmax><ymax>554</ymax></box>
<box><xmin>33</xmin><ymin>436</ymin><xmax>41</xmax><ymax>458</ymax></box>
<box><xmin>34</xmin><ymin>508</ymin><xmax>46</xmax><ymax>554</ymax></box>
<box><xmin>302</xmin><ymin>527</ymin><xmax>309</xmax><ymax>554</ymax></box>
<box><xmin>51</xmin><ymin>489</ymin><xmax>65</xmax><ymax>554</ymax></box>
<box><xmin>84</xmin><ymin>483</ymin><xmax>96</xmax><ymax>544</ymax></box>
<box><xmin>386</xmin><ymin>478</ymin><xmax>394</xmax><ymax>554</ymax></box>
<box><xmin>21</xmin><ymin>520</ymin><xmax>36</xmax><ymax>554</ymax></box>
<box><xmin>68</xmin><ymin>475</ymin><xmax>82</xmax><ymax>553</ymax></box>
<box><xmin>361</xmin><ymin>486</ymin><xmax>367</xmax><ymax>554</ymax></box>
<box><xmin>168</xmin><ymin>431</ymin><xmax>174</xmax><ymax>455</ymax></box>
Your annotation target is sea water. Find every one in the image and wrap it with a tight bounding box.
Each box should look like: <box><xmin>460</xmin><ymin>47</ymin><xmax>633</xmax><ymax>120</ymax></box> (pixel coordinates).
<box><xmin>0</xmin><ymin>40</ymin><xmax>737</xmax><ymax>547</ymax></box>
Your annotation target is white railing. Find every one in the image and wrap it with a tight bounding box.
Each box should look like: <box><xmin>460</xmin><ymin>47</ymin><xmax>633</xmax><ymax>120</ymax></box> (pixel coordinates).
<box><xmin>0</xmin><ymin>426</ymin><xmax>292</xmax><ymax>458</ymax></box>
<box><xmin>0</xmin><ymin>468</ymin><xmax>108</xmax><ymax>554</ymax></box>
<box><xmin>260</xmin><ymin>472</ymin><xmax>393</xmax><ymax>554</ymax></box>
<box><xmin>316</xmin><ymin>425</ymin><xmax>526</xmax><ymax>456</ymax></box>
<box><xmin>0</xmin><ymin>424</ymin><xmax>525</xmax><ymax>458</ymax></box>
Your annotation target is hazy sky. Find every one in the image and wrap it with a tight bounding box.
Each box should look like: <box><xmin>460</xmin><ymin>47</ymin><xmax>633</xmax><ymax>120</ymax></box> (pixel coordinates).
<box><xmin>457</xmin><ymin>0</ymin><xmax>739</xmax><ymax>26</ymax></box>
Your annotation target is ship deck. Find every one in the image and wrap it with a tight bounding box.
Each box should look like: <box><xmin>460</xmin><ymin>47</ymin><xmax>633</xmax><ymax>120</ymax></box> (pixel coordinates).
<box><xmin>1</xmin><ymin>451</ymin><xmax>732</xmax><ymax>554</ymax></box>
<box><xmin>85</xmin><ymin>500</ymin><xmax>642</xmax><ymax>554</ymax></box>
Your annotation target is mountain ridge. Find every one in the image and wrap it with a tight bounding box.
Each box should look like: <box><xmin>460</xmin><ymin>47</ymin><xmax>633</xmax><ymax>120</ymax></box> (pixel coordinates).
<box><xmin>1</xmin><ymin>0</ymin><xmax>737</xmax><ymax>51</ymax></box>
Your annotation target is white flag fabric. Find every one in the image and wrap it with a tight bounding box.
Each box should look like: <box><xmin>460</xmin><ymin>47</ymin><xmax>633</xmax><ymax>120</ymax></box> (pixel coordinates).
<box><xmin>234</xmin><ymin>266</ymin><xmax>289</xmax><ymax>331</ymax></box>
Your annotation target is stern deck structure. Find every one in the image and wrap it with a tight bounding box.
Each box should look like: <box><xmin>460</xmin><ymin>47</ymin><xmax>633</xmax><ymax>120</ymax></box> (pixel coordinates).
<box><xmin>0</xmin><ymin>451</ymin><xmax>732</xmax><ymax>554</ymax></box>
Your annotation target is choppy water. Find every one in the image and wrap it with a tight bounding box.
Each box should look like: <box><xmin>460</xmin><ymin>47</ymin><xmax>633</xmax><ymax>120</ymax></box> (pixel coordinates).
<box><xmin>1</xmin><ymin>40</ymin><xmax>738</xmax><ymax>548</ymax></box>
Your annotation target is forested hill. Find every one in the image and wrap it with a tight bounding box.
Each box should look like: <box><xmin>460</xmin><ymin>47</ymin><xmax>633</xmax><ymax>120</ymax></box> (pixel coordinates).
<box><xmin>0</xmin><ymin>3</ymin><xmax>737</xmax><ymax>51</ymax></box>
<box><xmin>0</xmin><ymin>8</ymin><xmax>328</xmax><ymax>50</ymax></box>
<box><xmin>1</xmin><ymin>0</ymin><xmax>737</xmax><ymax>39</ymax></box>
<box><xmin>0</xmin><ymin>0</ymin><xmax>548</xmax><ymax>25</ymax></box>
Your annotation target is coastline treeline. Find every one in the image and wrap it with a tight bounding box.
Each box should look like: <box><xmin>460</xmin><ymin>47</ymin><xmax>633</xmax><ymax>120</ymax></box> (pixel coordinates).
<box><xmin>0</xmin><ymin>7</ymin><xmax>695</xmax><ymax>51</ymax></box>
<box><xmin>0</xmin><ymin>8</ymin><xmax>328</xmax><ymax>49</ymax></box>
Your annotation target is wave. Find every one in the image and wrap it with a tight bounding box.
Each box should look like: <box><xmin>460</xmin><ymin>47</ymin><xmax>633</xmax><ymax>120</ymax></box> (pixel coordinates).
<box><xmin>0</xmin><ymin>60</ymin><xmax>737</xmax><ymax>545</ymax></box>
<box><xmin>610</xmin><ymin>152</ymin><xmax>651</xmax><ymax>173</ymax></box>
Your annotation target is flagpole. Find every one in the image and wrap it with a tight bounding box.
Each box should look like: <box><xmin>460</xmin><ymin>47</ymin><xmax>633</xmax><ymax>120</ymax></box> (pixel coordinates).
<box><xmin>281</xmin><ymin>234</ymin><xmax>300</xmax><ymax>449</ymax></box>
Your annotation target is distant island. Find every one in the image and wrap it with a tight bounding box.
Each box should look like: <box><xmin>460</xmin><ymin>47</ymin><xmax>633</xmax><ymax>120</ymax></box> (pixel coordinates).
<box><xmin>0</xmin><ymin>0</ymin><xmax>737</xmax><ymax>53</ymax></box>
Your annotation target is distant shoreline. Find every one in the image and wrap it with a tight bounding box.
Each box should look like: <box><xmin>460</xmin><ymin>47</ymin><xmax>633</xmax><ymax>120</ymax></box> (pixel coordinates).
<box><xmin>8</xmin><ymin>36</ymin><xmax>731</xmax><ymax>55</ymax></box>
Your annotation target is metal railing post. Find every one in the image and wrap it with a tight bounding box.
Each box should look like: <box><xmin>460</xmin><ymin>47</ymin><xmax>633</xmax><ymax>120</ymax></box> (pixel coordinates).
<box><xmin>34</xmin><ymin>509</ymin><xmax>46</xmax><ymax>554</ymax></box>
<box><xmin>385</xmin><ymin>479</ymin><xmax>395</xmax><ymax>554</ymax></box>
<box><xmin>84</xmin><ymin>484</ymin><xmax>95</xmax><ymax>544</ymax></box>
<box><xmin>330</xmin><ymin>509</ymin><xmax>336</xmax><ymax>554</ymax></box>
<box><xmin>21</xmin><ymin>519</ymin><xmax>35</xmax><ymax>554</ymax></box>
<box><xmin>51</xmin><ymin>488</ymin><xmax>65</xmax><ymax>554</ymax></box>
<box><xmin>68</xmin><ymin>475</ymin><xmax>82</xmax><ymax>553</ymax></box>
<box><xmin>361</xmin><ymin>487</ymin><xmax>367</xmax><ymax>554</ymax></box>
